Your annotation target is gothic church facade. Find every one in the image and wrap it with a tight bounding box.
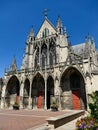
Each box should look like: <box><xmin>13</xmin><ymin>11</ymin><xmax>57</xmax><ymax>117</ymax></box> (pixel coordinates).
<box><xmin>1</xmin><ymin>16</ymin><xmax>98</xmax><ymax>110</ymax></box>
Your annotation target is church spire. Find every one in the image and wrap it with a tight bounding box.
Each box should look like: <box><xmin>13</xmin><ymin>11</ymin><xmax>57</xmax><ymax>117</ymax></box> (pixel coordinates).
<box><xmin>91</xmin><ymin>37</ymin><xmax>95</xmax><ymax>45</ymax></box>
<box><xmin>91</xmin><ymin>37</ymin><xmax>96</xmax><ymax>51</ymax></box>
<box><xmin>27</xmin><ymin>27</ymin><xmax>35</xmax><ymax>42</ymax></box>
<box><xmin>85</xmin><ymin>33</ymin><xmax>91</xmax><ymax>44</ymax></box>
<box><xmin>10</xmin><ymin>55</ymin><xmax>17</xmax><ymax>72</ymax></box>
<box><xmin>29</xmin><ymin>27</ymin><xmax>34</xmax><ymax>37</ymax></box>
<box><xmin>56</xmin><ymin>16</ymin><xmax>63</xmax><ymax>34</ymax></box>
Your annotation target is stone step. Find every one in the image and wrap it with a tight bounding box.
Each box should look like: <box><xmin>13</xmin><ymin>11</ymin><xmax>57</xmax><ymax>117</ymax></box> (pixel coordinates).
<box><xmin>34</xmin><ymin>110</ymin><xmax>85</xmax><ymax>130</ymax></box>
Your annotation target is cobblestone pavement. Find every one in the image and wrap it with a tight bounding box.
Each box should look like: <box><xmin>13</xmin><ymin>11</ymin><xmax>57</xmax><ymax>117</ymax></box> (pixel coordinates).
<box><xmin>0</xmin><ymin>109</ymin><xmax>72</xmax><ymax>130</ymax></box>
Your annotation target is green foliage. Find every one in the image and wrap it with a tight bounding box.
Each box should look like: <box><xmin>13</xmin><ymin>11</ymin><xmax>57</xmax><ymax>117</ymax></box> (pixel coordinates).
<box><xmin>13</xmin><ymin>102</ymin><xmax>20</xmax><ymax>110</ymax></box>
<box><xmin>88</xmin><ymin>91</ymin><xmax>98</xmax><ymax>120</ymax></box>
<box><xmin>51</xmin><ymin>101</ymin><xmax>58</xmax><ymax>108</ymax></box>
<box><xmin>50</xmin><ymin>101</ymin><xmax>58</xmax><ymax>111</ymax></box>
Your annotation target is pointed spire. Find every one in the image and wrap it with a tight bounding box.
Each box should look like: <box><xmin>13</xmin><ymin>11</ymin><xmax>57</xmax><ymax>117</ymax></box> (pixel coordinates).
<box><xmin>64</xmin><ymin>26</ymin><xmax>66</xmax><ymax>35</ymax></box>
<box><xmin>91</xmin><ymin>36</ymin><xmax>95</xmax><ymax>50</ymax></box>
<box><xmin>27</xmin><ymin>27</ymin><xmax>35</xmax><ymax>42</ymax></box>
<box><xmin>91</xmin><ymin>37</ymin><xmax>95</xmax><ymax>44</ymax></box>
<box><xmin>29</xmin><ymin>27</ymin><xmax>34</xmax><ymax>37</ymax></box>
<box><xmin>85</xmin><ymin>33</ymin><xmax>91</xmax><ymax>44</ymax></box>
<box><xmin>13</xmin><ymin>55</ymin><xmax>16</xmax><ymax>65</ymax></box>
<box><xmin>57</xmin><ymin>16</ymin><xmax>62</xmax><ymax>28</ymax></box>
<box><xmin>4</xmin><ymin>67</ymin><xmax>6</xmax><ymax>73</ymax></box>
<box><xmin>10</xmin><ymin>55</ymin><xmax>17</xmax><ymax>72</ymax></box>
<box><xmin>56</xmin><ymin>16</ymin><xmax>63</xmax><ymax>34</ymax></box>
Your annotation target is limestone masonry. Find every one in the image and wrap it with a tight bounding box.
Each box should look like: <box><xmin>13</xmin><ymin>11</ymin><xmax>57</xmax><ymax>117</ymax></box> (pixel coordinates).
<box><xmin>1</xmin><ymin>15</ymin><xmax>98</xmax><ymax>110</ymax></box>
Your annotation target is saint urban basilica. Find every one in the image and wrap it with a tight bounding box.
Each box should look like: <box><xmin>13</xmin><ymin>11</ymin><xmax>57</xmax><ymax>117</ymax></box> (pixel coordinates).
<box><xmin>1</xmin><ymin>15</ymin><xmax>98</xmax><ymax>110</ymax></box>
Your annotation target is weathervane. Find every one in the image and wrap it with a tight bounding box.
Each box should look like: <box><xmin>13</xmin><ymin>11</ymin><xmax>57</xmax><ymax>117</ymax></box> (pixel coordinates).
<box><xmin>43</xmin><ymin>9</ymin><xmax>49</xmax><ymax>18</ymax></box>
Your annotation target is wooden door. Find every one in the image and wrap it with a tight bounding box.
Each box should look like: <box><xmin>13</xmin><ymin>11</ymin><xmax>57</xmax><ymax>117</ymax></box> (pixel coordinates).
<box><xmin>37</xmin><ymin>91</ymin><xmax>43</xmax><ymax>109</ymax></box>
<box><xmin>16</xmin><ymin>96</ymin><xmax>20</xmax><ymax>104</ymax></box>
<box><xmin>72</xmin><ymin>90</ymin><xmax>81</xmax><ymax>110</ymax></box>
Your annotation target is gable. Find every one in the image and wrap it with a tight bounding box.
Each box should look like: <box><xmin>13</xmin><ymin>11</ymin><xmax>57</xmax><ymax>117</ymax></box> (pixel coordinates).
<box><xmin>36</xmin><ymin>18</ymin><xmax>56</xmax><ymax>39</ymax></box>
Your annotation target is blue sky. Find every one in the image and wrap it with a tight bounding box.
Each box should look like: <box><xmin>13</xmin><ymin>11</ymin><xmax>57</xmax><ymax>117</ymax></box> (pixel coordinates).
<box><xmin>0</xmin><ymin>0</ymin><xmax>98</xmax><ymax>77</ymax></box>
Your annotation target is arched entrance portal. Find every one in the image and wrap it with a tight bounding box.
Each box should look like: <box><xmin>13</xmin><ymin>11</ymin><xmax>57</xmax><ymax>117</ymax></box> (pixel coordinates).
<box><xmin>47</xmin><ymin>76</ymin><xmax>54</xmax><ymax>109</ymax></box>
<box><xmin>23</xmin><ymin>78</ymin><xmax>30</xmax><ymax>108</ymax></box>
<box><xmin>6</xmin><ymin>75</ymin><xmax>20</xmax><ymax>108</ymax></box>
<box><xmin>60</xmin><ymin>67</ymin><xmax>87</xmax><ymax>110</ymax></box>
<box><xmin>32</xmin><ymin>73</ymin><xmax>45</xmax><ymax>109</ymax></box>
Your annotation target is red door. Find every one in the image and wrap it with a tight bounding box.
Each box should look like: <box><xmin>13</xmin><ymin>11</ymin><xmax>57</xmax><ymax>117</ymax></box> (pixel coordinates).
<box><xmin>72</xmin><ymin>90</ymin><xmax>81</xmax><ymax>110</ymax></box>
<box><xmin>37</xmin><ymin>91</ymin><xmax>43</xmax><ymax>109</ymax></box>
<box><xmin>16</xmin><ymin>96</ymin><xmax>20</xmax><ymax>104</ymax></box>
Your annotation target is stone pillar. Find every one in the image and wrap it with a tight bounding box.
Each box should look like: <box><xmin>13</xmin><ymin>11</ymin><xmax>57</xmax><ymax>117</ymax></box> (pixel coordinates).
<box><xmin>1</xmin><ymin>85</ymin><xmax>6</xmax><ymax>109</ymax></box>
<box><xmin>54</xmin><ymin>78</ymin><xmax>61</xmax><ymax>110</ymax></box>
<box><xmin>44</xmin><ymin>57</ymin><xmax>47</xmax><ymax>110</ymax></box>
<box><xmin>47</xmin><ymin>43</ymin><xmax>49</xmax><ymax>65</ymax></box>
<box><xmin>86</xmin><ymin>75</ymin><xmax>92</xmax><ymax>110</ymax></box>
<box><xmin>28</xmin><ymin>80</ymin><xmax>32</xmax><ymax>109</ymax></box>
<box><xmin>44</xmin><ymin>78</ymin><xmax>47</xmax><ymax>110</ymax></box>
<box><xmin>19</xmin><ymin>81</ymin><xmax>24</xmax><ymax>109</ymax></box>
<box><xmin>39</xmin><ymin>45</ymin><xmax>43</xmax><ymax>70</ymax></box>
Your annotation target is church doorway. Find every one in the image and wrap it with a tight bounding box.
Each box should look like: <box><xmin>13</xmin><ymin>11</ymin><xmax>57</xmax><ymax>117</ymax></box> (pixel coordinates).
<box><xmin>32</xmin><ymin>73</ymin><xmax>45</xmax><ymax>109</ymax></box>
<box><xmin>60</xmin><ymin>67</ymin><xmax>87</xmax><ymax>110</ymax></box>
<box><xmin>47</xmin><ymin>76</ymin><xmax>54</xmax><ymax>109</ymax></box>
<box><xmin>23</xmin><ymin>78</ymin><xmax>30</xmax><ymax>108</ymax></box>
<box><xmin>6</xmin><ymin>75</ymin><xmax>20</xmax><ymax>108</ymax></box>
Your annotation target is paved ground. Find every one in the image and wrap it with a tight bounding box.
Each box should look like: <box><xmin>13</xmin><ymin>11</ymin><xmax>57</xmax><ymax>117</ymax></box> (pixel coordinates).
<box><xmin>0</xmin><ymin>109</ymin><xmax>76</xmax><ymax>130</ymax></box>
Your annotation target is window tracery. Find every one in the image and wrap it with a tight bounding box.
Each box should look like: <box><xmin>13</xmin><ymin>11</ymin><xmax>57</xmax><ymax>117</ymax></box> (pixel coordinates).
<box><xmin>41</xmin><ymin>43</ymin><xmax>47</xmax><ymax>68</ymax></box>
<box><xmin>49</xmin><ymin>41</ymin><xmax>56</xmax><ymax>66</ymax></box>
<box><xmin>42</xmin><ymin>28</ymin><xmax>49</xmax><ymax>38</ymax></box>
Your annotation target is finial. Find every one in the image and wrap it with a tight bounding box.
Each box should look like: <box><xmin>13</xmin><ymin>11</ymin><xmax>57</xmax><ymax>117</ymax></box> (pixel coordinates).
<box><xmin>91</xmin><ymin>37</ymin><xmax>95</xmax><ymax>48</ymax></box>
<box><xmin>64</xmin><ymin>26</ymin><xmax>66</xmax><ymax>35</ymax></box>
<box><xmin>43</xmin><ymin>9</ymin><xmax>49</xmax><ymax>18</ymax></box>
<box><xmin>91</xmin><ymin>37</ymin><xmax>94</xmax><ymax>44</ymax></box>
<box><xmin>13</xmin><ymin>55</ymin><xmax>16</xmax><ymax>65</ymax></box>
<box><xmin>85</xmin><ymin>33</ymin><xmax>90</xmax><ymax>43</ymax></box>
<box><xmin>87</xmin><ymin>32</ymin><xmax>90</xmax><ymax>39</ymax></box>
<box><xmin>29</xmin><ymin>26</ymin><xmax>34</xmax><ymax>37</ymax></box>
<box><xmin>57</xmin><ymin>15</ymin><xmax>62</xmax><ymax>27</ymax></box>
<box><xmin>4</xmin><ymin>67</ymin><xmax>6</xmax><ymax>73</ymax></box>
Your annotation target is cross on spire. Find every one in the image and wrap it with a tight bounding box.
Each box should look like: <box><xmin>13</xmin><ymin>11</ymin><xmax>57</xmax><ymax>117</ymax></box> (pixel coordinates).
<box><xmin>43</xmin><ymin>9</ymin><xmax>48</xmax><ymax>18</ymax></box>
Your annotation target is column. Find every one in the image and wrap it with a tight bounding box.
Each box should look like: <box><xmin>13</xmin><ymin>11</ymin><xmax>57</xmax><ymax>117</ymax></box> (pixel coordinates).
<box><xmin>86</xmin><ymin>75</ymin><xmax>92</xmax><ymax>110</ymax></box>
<box><xmin>1</xmin><ymin>84</ymin><xmax>6</xmax><ymax>109</ymax></box>
<box><xmin>47</xmin><ymin>41</ymin><xmax>49</xmax><ymax>65</ymax></box>
<box><xmin>19</xmin><ymin>81</ymin><xmax>24</xmax><ymax>109</ymax></box>
<box><xmin>44</xmin><ymin>56</ymin><xmax>47</xmax><ymax>110</ymax></box>
<box><xmin>28</xmin><ymin>80</ymin><xmax>32</xmax><ymax>109</ymax></box>
<box><xmin>55</xmin><ymin>78</ymin><xmax>62</xmax><ymax>110</ymax></box>
<box><xmin>39</xmin><ymin>45</ymin><xmax>41</xmax><ymax>68</ymax></box>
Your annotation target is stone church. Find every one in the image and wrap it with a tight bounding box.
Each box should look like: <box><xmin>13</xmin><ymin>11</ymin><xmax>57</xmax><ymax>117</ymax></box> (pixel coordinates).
<box><xmin>1</xmin><ymin>15</ymin><xmax>98</xmax><ymax>110</ymax></box>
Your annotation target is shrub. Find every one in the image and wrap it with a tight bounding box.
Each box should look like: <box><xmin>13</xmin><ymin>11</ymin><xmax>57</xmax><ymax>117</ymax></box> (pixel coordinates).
<box><xmin>50</xmin><ymin>101</ymin><xmax>58</xmax><ymax>111</ymax></box>
<box><xmin>88</xmin><ymin>91</ymin><xmax>98</xmax><ymax>120</ymax></box>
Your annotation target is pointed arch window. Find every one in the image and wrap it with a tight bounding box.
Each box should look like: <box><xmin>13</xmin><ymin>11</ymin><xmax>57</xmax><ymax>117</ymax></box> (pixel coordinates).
<box><xmin>41</xmin><ymin>43</ymin><xmax>47</xmax><ymax>68</ymax></box>
<box><xmin>42</xmin><ymin>28</ymin><xmax>49</xmax><ymax>38</ymax></box>
<box><xmin>49</xmin><ymin>41</ymin><xmax>56</xmax><ymax>66</ymax></box>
